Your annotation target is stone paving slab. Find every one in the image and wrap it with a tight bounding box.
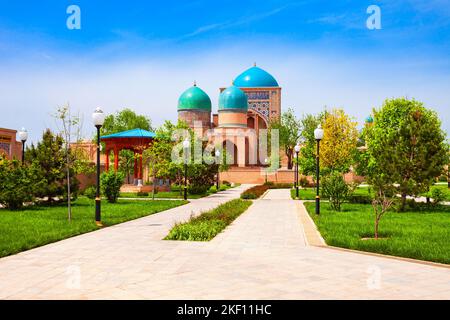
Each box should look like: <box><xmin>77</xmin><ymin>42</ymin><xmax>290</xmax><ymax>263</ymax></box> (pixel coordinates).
<box><xmin>0</xmin><ymin>188</ymin><xmax>450</xmax><ymax>299</ymax></box>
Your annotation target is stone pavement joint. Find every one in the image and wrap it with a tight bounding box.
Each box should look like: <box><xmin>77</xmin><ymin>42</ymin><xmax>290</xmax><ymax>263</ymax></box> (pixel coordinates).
<box><xmin>0</xmin><ymin>188</ymin><xmax>450</xmax><ymax>299</ymax></box>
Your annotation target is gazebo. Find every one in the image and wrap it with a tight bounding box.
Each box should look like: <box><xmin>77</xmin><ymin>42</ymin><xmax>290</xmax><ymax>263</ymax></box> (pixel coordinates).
<box><xmin>101</xmin><ymin>128</ymin><xmax>155</xmax><ymax>185</ymax></box>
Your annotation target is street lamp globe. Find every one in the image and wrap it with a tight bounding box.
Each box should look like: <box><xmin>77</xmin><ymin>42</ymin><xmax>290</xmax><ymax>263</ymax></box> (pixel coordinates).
<box><xmin>92</xmin><ymin>107</ymin><xmax>106</xmax><ymax>127</ymax></box>
<box><xmin>215</xmin><ymin>149</ymin><xmax>221</xmax><ymax>158</ymax></box>
<box><xmin>294</xmin><ymin>144</ymin><xmax>300</xmax><ymax>153</ymax></box>
<box><xmin>314</xmin><ymin>124</ymin><xmax>324</xmax><ymax>141</ymax></box>
<box><xmin>183</xmin><ymin>138</ymin><xmax>190</xmax><ymax>150</ymax></box>
<box><xmin>18</xmin><ymin>128</ymin><xmax>28</xmax><ymax>142</ymax></box>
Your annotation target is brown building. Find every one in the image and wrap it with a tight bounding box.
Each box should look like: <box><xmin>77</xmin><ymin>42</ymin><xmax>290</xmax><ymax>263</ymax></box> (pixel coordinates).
<box><xmin>0</xmin><ymin>128</ymin><xmax>23</xmax><ymax>160</ymax></box>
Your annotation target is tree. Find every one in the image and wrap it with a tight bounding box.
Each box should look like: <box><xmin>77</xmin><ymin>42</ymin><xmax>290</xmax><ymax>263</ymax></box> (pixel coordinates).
<box><xmin>26</xmin><ymin>130</ymin><xmax>73</xmax><ymax>203</ymax></box>
<box><xmin>320</xmin><ymin>108</ymin><xmax>358</xmax><ymax>173</ymax></box>
<box><xmin>0</xmin><ymin>157</ymin><xmax>41</xmax><ymax>209</ymax></box>
<box><xmin>366</xmin><ymin>98</ymin><xmax>448</xmax><ymax>211</ymax></box>
<box><xmin>298</xmin><ymin>113</ymin><xmax>322</xmax><ymax>177</ymax></box>
<box><xmin>269</xmin><ymin>108</ymin><xmax>301</xmax><ymax>169</ymax></box>
<box><xmin>54</xmin><ymin>104</ymin><xmax>92</xmax><ymax>221</ymax></box>
<box><xmin>101</xmin><ymin>108</ymin><xmax>153</xmax><ymax>180</ymax></box>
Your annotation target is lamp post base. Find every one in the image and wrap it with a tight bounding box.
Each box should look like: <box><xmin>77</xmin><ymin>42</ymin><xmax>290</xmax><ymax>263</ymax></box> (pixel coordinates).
<box><xmin>315</xmin><ymin>196</ymin><xmax>320</xmax><ymax>215</ymax></box>
<box><xmin>95</xmin><ymin>197</ymin><xmax>101</xmax><ymax>224</ymax></box>
<box><xmin>296</xmin><ymin>186</ymin><xmax>299</xmax><ymax>199</ymax></box>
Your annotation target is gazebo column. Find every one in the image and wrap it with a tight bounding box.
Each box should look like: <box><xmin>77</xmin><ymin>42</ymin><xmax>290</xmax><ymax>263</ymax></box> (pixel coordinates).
<box><xmin>105</xmin><ymin>150</ymin><xmax>110</xmax><ymax>172</ymax></box>
<box><xmin>114</xmin><ymin>147</ymin><xmax>119</xmax><ymax>172</ymax></box>
<box><xmin>133</xmin><ymin>153</ymin><xmax>138</xmax><ymax>181</ymax></box>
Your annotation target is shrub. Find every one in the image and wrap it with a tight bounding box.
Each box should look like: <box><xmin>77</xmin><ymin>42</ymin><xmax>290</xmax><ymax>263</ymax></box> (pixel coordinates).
<box><xmin>100</xmin><ymin>171</ymin><xmax>125</xmax><ymax>203</ymax></box>
<box><xmin>165</xmin><ymin>199</ymin><xmax>252</xmax><ymax>241</ymax></box>
<box><xmin>137</xmin><ymin>191</ymin><xmax>149</xmax><ymax>197</ymax></box>
<box><xmin>0</xmin><ymin>158</ymin><xmax>37</xmax><ymax>209</ymax></box>
<box><xmin>347</xmin><ymin>194</ymin><xmax>372</xmax><ymax>204</ymax></box>
<box><xmin>84</xmin><ymin>186</ymin><xmax>97</xmax><ymax>199</ymax></box>
<box><xmin>222</xmin><ymin>180</ymin><xmax>231</xmax><ymax>187</ymax></box>
<box><xmin>263</xmin><ymin>181</ymin><xmax>275</xmax><ymax>187</ymax></box>
<box><xmin>267</xmin><ymin>183</ymin><xmax>293</xmax><ymax>189</ymax></box>
<box><xmin>321</xmin><ymin>172</ymin><xmax>350</xmax><ymax>211</ymax></box>
<box><xmin>431</xmin><ymin>188</ymin><xmax>446</xmax><ymax>205</ymax></box>
<box><xmin>188</xmin><ymin>184</ymin><xmax>209</xmax><ymax>195</ymax></box>
<box><xmin>438</xmin><ymin>175</ymin><xmax>447</xmax><ymax>182</ymax></box>
<box><xmin>298</xmin><ymin>176</ymin><xmax>310</xmax><ymax>188</ymax></box>
<box><xmin>240</xmin><ymin>185</ymin><xmax>269</xmax><ymax>199</ymax></box>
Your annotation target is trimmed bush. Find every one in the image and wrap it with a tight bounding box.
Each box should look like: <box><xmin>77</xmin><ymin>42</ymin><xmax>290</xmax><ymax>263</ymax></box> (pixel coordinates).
<box><xmin>240</xmin><ymin>185</ymin><xmax>269</xmax><ymax>199</ymax></box>
<box><xmin>137</xmin><ymin>191</ymin><xmax>149</xmax><ymax>197</ymax></box>
<box><xmin>188</xmin><ymin>184</ymin><xmax>209</xmax><ymax>195</ymax></box>
<box><xmin>165</xmin><ymin>199</ymin><xmax>252</xmax><ymax>241</ymax></box>
<box><xmin>347</xmin><ymin>194</ymin><xmax>372</xmax><ymax>204</ymax></box>
<box><xmin>100</xmin><ymin>171</ymin><xmax>125</xmax><ymax>203</ymax></box>
<box><xmin>431</xmin><ymin>188</ymin><xmax>446</xmax><ymax>205</ymax></box>
<box><xmin>298</xmin><ymin>176</ymin><xmax>310</xmax><ymax>188</ymax></box>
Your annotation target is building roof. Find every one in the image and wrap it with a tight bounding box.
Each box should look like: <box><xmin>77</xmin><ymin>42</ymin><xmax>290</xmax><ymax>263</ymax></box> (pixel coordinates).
<box><xmin>218</xmin><ymin>85</ymin><xmax>248</xmax><ymax>111</ymax></box>
<box><xmin>177</xmin><ymin>84</ymin><xmax>212</xmax><ymax>111</ymax></box>
<box><xmin>101</xmin><ymin>128</ymin><xmax>156</xmax><ymax>140</ymax></box>
<box><xmin>233</xmin><ymin>65</ymin><xmax>279</xmax><ymax>88</ymax></box>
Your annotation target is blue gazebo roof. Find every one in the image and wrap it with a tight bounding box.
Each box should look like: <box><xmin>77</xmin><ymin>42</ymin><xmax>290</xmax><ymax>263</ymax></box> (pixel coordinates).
<box><xmin>101</xmin><ymin>128</ymin><xmax>156</xmax><ymax>140</ymax></box>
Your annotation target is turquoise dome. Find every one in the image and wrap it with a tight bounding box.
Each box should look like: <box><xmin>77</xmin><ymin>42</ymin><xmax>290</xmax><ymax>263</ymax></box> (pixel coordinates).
<box><xmin>234</xmin><ymin>65</ymin><xmax>279</xmax><ymax>88</ymax></box>
<box><xmin>218</xmin><ymin>85</ymin><xmax>248</xmax><ymax>111</ymax></box>
<box><xmin>177</xmin><ymin>84</ymin><xmax>211</xmax><ymax>111</ymax></box>
<box><xmin>366</xmin><ymin>115</ymin><xmax>374</xmax><ymax>123</ymax></box>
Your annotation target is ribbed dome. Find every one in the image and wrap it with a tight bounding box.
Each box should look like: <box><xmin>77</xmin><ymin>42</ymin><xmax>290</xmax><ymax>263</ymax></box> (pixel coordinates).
<box><xmin>234</xmin><ymin>65</ymin><xmax>279</xmax><ymax>88</ymax></box>
<box><xmin>177</xmin><ymin>84</ymin><xmax>211</xmax><ymax>111</ymax></box>
<box><xmin>218</xmin><ymin>85</ymin><xmax>248</xmax><ymax>111</ymax></box>
<box><xmin>366</xmin><ymin>115</ymin><xmax>374</xmax><ymax>123</ymax></box>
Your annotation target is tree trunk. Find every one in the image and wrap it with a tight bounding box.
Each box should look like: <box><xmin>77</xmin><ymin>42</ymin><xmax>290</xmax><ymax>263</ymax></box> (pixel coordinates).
<box><xmin>287</xmin><ymin>153</ymin><xmax>292</xmax><ymax>170</ymax></box>
<box><xmin>400</xmin><ymin>193</ymin><xmax>407</xmax><ymax>211</ymax></box>
<box><xmin>374</xmin><ymin>218</ymin><xmax>379</xmax><ymax>239</ymax></box>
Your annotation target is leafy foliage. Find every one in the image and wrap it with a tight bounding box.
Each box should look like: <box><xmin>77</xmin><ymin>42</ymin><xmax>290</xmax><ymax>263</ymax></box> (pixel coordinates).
<box><xmin>365</xmin><ymin>98</ymin><xmax>448</xmax><ymax>211</ymax></box>
<box><xmin>298</xmin><ymin>113</ymin><xmax>322</xmax><ymax>176</ymax></box>
<box><xmin>0</xmin><ymin>157</ymin><xmax>39</xmax><ymax>209</ymax></box>
<box><xmin>321</xmin><ymin>172</ymin><xmax>350</xmax><ymax>211</ymax></box>
<box><xmin>240</xmin><ymin>185</ymin><xmax>269</xmax><ymax>199</ymax></box>
<box><xmin>100</xmin><ymin>171</ymin><xmax>125</xmax><ymax>203</ymax></box>
<box><xmin>320</xmin><ymin>109</ymin><xmax>358</xmax><ymax>173</ymax></box>
<box><xmin>269</xmin><ymin>108</ymin><xmax>301</xmax><ymax>169</ymax></box>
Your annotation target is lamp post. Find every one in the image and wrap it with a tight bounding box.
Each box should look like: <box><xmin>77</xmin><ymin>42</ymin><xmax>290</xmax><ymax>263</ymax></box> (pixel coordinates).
<box><xmin>294</xmin><ymin>144</ymin><xmax>300</xmax><ymax>199</ymax></box>
<box><xmin>18</xmin><ymin>128</ymin><xmax>28</xmax><ymax>164</ymax></box>
<box><xmin>215</xmin><ymin>149</ymin><xmax>220</xmax><ymax>190</ymax></box>
<box><xmin>264</xmin><ymin>158</ymin><xmax>268</xmax><ymax>184</ymax></box>
<box><xmin>92</xmin><ymin>107</ymin><xmax>106</xmax><ymax>225</ymax></box>
<box><xmin>183</xmin><ymin>138</ymin><xmax>190</xmax><ymax>201</ymax></box>
<box><xmin>314</xmin><ymin>124</ymin><xmax>324</xmax><ymax>215</ymax></box>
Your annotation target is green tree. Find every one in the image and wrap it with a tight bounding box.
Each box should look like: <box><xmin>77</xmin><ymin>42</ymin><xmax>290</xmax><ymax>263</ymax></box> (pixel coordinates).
<box><xmin>269</xmin><ymin>108</ymin><xmax>301</xmax><ymax>169</ymax></box>
<box><xmin>0</xmin><ymin>157</ymin><xmax>41</xmax><ymax>209</ymax></box>
<box><xmin>101</xmin><ymin>171</ymin><xmax>125</xmax><ymax>203</ymax></box>
<box><xmin>366</xmin><ymin>97</ymin><xmax>448</xmax><ymax>211</ymax></box>
<box><xmin>26</xmin><ymin>129</ymin><xmax>77</xmax><ymax>203</ymax></box>
<box><xmin>320</xmin><ymin>109</ymin><xmax>358</xmax><ymax>173</ymax></box>
<box><xmin>298</xmin><ymin>113</ymin><xmax>322</xmax><ymax>177</ymax></box>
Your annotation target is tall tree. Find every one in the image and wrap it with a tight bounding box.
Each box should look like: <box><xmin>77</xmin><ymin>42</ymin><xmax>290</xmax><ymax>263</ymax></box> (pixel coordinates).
<box><xmin>269</xmin><ymin>108</ymin><xmax>301</xmax><ymax>169</ymax></box>
<box><xmin>366</xmin><ymin>97</ymin><xmax>448</xmax><ymax>211</ymax></box>
<box><xmin>320</xmin><ymin>108</ymin><xmax>358</xmax><ymax>173</ymax></box>
<box><xmin>298</xmin><ymin>113</ymin><xmax>322</xmax><ymax>177</ymax></box>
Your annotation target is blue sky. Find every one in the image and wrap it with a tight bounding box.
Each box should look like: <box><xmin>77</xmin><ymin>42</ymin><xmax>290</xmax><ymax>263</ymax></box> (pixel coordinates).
<box><xmin>0</xmin><ymin>0</ymin><xmax>449</xmax><ymax>142</ymax></box>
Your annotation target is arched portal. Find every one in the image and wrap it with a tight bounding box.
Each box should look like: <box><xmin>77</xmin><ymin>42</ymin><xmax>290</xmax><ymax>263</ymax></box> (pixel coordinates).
<box><xmin>223</xmin><ymin>140</ymin><xmax>238</xmax><ymax>166</ymax></box>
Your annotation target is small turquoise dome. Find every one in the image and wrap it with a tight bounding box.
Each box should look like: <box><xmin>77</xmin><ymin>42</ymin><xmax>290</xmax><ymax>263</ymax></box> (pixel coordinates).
<box><xmin>177</xmin><ymin>84</ymin><xmax>211</xmax><ymax>111</ymax></box>
<box><xmin>218</xmin><ymin>85</ymin><xmax>248</xmax><ymax>111</ymax></box>
<box><xmin>234</xmin><ymin>65</ymin><xmax>279</xmax><ymax>88</ymax></box>
<box><xmin>366</xmin><ymin>115</ymin><xmax>374</xmax><ymax>123</ymax></box>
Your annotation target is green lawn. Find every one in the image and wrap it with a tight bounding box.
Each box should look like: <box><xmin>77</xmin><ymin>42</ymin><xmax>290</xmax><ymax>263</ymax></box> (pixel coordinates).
<box><xmin>0</xmin><ymin>197</ymin><xmax>186</xmax><ymax>258</ymax></box>
<box><xmin>165</xmin><ymin>199</ymin><xmax>252</xmax><ymax>241</ymax></box>
<box><xmin>304</xmin><ymin>202</ymin><xmax>450</xmax><ymax>264</ymax></box>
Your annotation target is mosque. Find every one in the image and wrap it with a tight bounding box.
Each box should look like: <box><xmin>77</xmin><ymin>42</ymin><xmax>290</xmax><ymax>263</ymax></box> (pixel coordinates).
<box><xmin>177</xmin><ymin>64</ymin><xmax>286</xmax><ymax>174</ymax></box>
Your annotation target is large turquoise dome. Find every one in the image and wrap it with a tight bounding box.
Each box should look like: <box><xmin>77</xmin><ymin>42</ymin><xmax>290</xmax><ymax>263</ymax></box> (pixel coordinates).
<box><xmin>234</xmin><ymin>65</ymin><xmax>279</xmax><ymax>88</ymax></box>
<box><xmin>218</xmin><ymin>85</ymin><xmax>248</xmax><ymax>111</ymax></box>
<box><xmin>177</xmin><ymin>84</ymin><xmax>211</xmax><ymax>111</ymax></box>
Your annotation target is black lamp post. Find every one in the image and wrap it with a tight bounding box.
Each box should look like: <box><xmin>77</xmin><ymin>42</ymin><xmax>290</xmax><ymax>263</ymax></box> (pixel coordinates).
<box><xmin>18</xmin><ymin>128</ymin><xmax>28</xmax><ymax>164</ymax></box>
<box><xmin>314</xmin><ymin>124</ymin><xmax>324</xmax><ymax>215</ymax></box>
<box><xmin>92</xmin><ymin>107</ymin><xmax>106</xmax><ymax>225</ymax></box>
<box><xmin>183</xmin><ymin>139</ymin><xmax>190</xmax><ymax>201</ymax></box>
<box><xmin>294</xmin><ymin>144</ymin><xmax>300</xmax><ymax>198</ymax></box>
<box><xmin>215</xmin><ymin>149</ymin><xmax>220</xmax><ymax>190</ymax></box>
<box><xmin>264</xmin><ymin>158</ymin><xmax>269</xmax><ymax>183</ymax></box>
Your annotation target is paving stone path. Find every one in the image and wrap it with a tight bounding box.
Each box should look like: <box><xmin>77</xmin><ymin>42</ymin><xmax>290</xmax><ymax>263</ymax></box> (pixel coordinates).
<box><xmin>0</xmin><ymin>187</ymin><xmax>449</xmax><ymax>299</ymax></box>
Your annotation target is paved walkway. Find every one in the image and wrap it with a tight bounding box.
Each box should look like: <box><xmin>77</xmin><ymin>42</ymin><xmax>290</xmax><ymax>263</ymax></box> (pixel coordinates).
<box><xmin>0</xmin><ymin>188</ymin><xmax>450</xmax><ymax>299</ymax></box>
